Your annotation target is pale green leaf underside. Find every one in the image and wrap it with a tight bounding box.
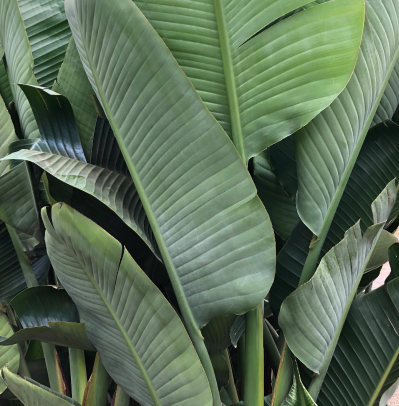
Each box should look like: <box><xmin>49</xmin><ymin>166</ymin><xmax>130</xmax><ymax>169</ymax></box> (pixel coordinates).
<box><xmin>136</xmin><ymin>0</ymin><xmax>364</xmax><ymax>161</ymax></box>
<box><xmin>2</xmin><ymin>149</ymin><xmax>158</xmax><ymax>257</ymax></box>
<box><xmin>0</xmin><ymin>0</ymin><xmax>39</xmax><ymax>138</ymax></box>
<box><xmin>44</xmin><ymin>203</ymin><xmax>212</xmax><ymax>406</ymax></box>
<box><xmin>366</xmin><ymin>229</ymin><xmax>398</xmax><ymax>271</ymax></box>
<box><xmin>296</xmin><ymin>0</ymin><xmax>399</xmax><ymax>235</ymax></box>
<box><xmin>2</xmin><ymin>368</ymin><xmax>80</xmax><ymax>406</ymax></box>
<box><xmin>53</xmin><ymin>38</ymin><xmax>97</xmax><ymax>156</ymax></box>
<box><xmin>280</xmin><ymin>181</ymin><xmax>396</xmax><ymax>373</ymax></box>
<box><xmin>17</xmin><ymin>0</ymin><xmax>71</xmax><ymax>87</ymax></box>
<box><xmin>0</xmin><ymin>93</ymin><xmax>18</xmax><ymax>176</ymax></box>
<box><xmin>66</xmin><ymin>0</ymin><xmax>275</xmax><ymax>328</ymax></box>
<box><xmin>0</xmin><ymin>314</ymin><xmax>19</xmax><ymax>395</ymax></box>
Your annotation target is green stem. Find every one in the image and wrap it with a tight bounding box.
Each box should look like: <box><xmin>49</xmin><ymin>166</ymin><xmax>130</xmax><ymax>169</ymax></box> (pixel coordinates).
<box><xmin>263</xmin><ymin>319</ymin><xmax>280</xmax><ymax>376</ymax></box>
<box><xmin>222</xmin><ymin>348</ymin><xmax>239</xmax><ymax>404</ymax></box>
<box><xmin>42</xmin><ymin>342</ymin><xmax>65</xmax><ymax>394</ymax></box>
<box><xmin>214</xmin><ymin>0</ymin><xmax>245</xmax><ymax>162</ymax></box>
<box><xmin>244</xmin><ymin>304</ymin><xmax>264</xmax><ymax>406</ymax></box>
<box><xmin>69</xmin><ymin>348</ymin><xmax>87</xmax><ymax>403</ymax></box>
<box><xmin>6</xmin><ymin>225</ymin><xmax>38</xmax><ymax>288</ymax></box>
<box><xmin>299</xmin><ymin>45</ymin><xmax>399</xmax><ymax>286</ymax></box>
<box><xmin>112</xmin><ymin>386</ymin><xmax>130</xmax><ymax>406</ymax></box>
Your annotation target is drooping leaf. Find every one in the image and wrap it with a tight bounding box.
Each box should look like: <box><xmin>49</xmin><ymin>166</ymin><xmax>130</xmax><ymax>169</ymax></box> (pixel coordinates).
<box><xmin>135</xmin><ymin>0</ymin><xmax>364</xmax><ymax>162</ymax></box>
<box><xmin>366</xmin><ymin>230</ymin><xmax>398</xmax><ymax>271</ymax></box>
<box><xmin>279</xmin><ymin>181</ymin><xmax>396</xmax><ymax>395</ymax></box>
<box><xmin>230</xmin><ymin>315</ymin><xmax>245</xmax><ymax>348</ymax></box>
<box><xmin>296</xmin><ymin>0</ymin><xmax>399</xmax><ymax>236</ymax></box>
<box><xmin>3</xmin><ymin>150</ymin><xmax>158</xmax><ymax>258</ymax></box>
<box><xmin>0</xmin><ymin>314</ymin><xmax>20</xmax><ymax>395</ymax></box>
<box><xmin>52</xmin><ymin>38</ymin><xmax>97</xmax><ymax>156</ymax></box>
<box><xmin>0</xmin><ymin>0</ymin><xmax>39</xmax><ymax>138</ymax></box>
<box><xmin>253</xmin><ymin>151</ymin><xmax>299</xmax><ymax>240</ymax></box>
<box><xmin>20</xmin><ymin>85</ymin><xmax>86</xmax><ymax>162</ymax></box>
<box><xmin>1</xmin><ymin>368</ymin><xmax>80</xmax><ymax>406</ymax></box>
<box><xmin>43</xmin><ymin>203</ymin><xmax>213</xmax><ymax>406</ymax></box>
<box><xmin>66</xmin><ymin>0</ymin><xmax>275</xmax><ymax>328</ymax></box>
<box><xmin>16</xmin><ymin>0</ymin><xmax>71</xmax><ymax>87</ymax></box>
<box><xmin>318</xmin><ymin>277</ymin><xmax>399</xmax><ymax>406</ymax></box>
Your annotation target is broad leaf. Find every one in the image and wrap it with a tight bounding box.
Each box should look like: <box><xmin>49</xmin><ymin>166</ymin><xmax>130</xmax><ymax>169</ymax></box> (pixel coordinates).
<box><xmin>43</xmin><ymin>203</ymin><xmax>213</xmax><ymax>406</ymax></box>
<box><xmin>0</xmin><ymin>0</ymin><xmax>39</xmax><ymax>138</ymax></box>
<box><xmin>202</xmin><ymin>314</ymin><xmax>236</xmax><ymax>351</ymax></box>
<box><xmin>0</xmin><ymin>314</ymin><xmax>20</xmax><ymax>395</ymax></box>
<box><xmin>135</xmin><ymin>0</ymin><xmax>364</xmax><ymax>162</ymax></box>
<box><xmin>66</xmin><ymin>0</ymin><xmax>275</xmax><ymax>328</ymax></box>
<box><xmin>0</xmin><ymin>52</ymin><xmax>13</xmax><ymax>107</ymax></box>
<box><xmin>230</xmin><ymin>315</ymin><xmax>245</xmax><ymax>348</ymax></box>
<box><xmin>16</xmin><ymin>0</ymin><xmax>71</xmax><ymax>87</ymax></box>
<box><xmin>296</xmin><ymin>0</ymin><xmax>399</xmax><ymax>236</ymax></box>
<box><xmin>366</xmin><ymin>230</ymin><xmax>398</xmax><ymax>271</ymax></box>
<box><xmin>318</xmin><ymin>277</ymin><xmax>399</xmax><ymax>406</ymax></box>
<box><xmin>53</xmin><ymin>38</ymin><xmax>97</xmax><ymax>156</ymax></box>
<box><xmin>279</xmin><ymin>181</ymin><xmax>396</xmax><ymax>396</ymax></box>
<box><xmin>0</xmin><ymin>88</ymin><xmax>17</xmax><ymax>176</ymax></box>
<box><xmin>1</xmin><ymin>368</ymin><xmax>80</xmax><ymax>406</ymax></box>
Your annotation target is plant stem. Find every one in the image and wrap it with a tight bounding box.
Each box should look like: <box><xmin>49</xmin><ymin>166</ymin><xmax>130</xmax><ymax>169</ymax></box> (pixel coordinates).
<box><xmin>244</xmin><ymin>304</ymin><xmax>264</xmax><ymax>406</ymax></box>
<box><xmin>263</xmin><ymin>319</ymin><xmax>280</xmax><ymax>376</ymax></box>
<box><xmin>222</xmin><ymin>348</ymin><xmax>239</xmax><ymax>404</ymax></box>
<box><xmin>69</xmin><ymin>348</ymin><xmax>87</xmax><ymax>403</ymax></box>
<box><xmin>112</xmin><ymin>386</ymin><xmax>130</xmax><ymax>406</ymax></box>
<box><xmin>42</xmin><ymin>342</ymin><xmax>66</xmax><ymax>394</ymax></box>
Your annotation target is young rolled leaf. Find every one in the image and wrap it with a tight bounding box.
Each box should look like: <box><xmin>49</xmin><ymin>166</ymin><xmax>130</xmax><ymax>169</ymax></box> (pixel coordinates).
<box><xmin>66</xmin><ymin>0</ymin><xmax>275</xmax><ymax>330</ymax></box>
<box><xmin>280</xmin><ymin>180</ymin><xmax>396</xmax><ymax>375</ymax></box>
<box><xmin>0</xmin><ymin>0</ymin><xmax>39</xmax><ymax>138</ymax></box>
<box><xmin>318</xmin><ymin>277</ymin><xmax>399</xmax><ymax>406</ymax></box>
<box><xmin>0</xmin><ymin>314</ymin><xmax>20</xmax><ymax>395</ymax></box>
<box><xmin>1</xmin><ymin>368</ymin><xmax>80</xmax><ymax>406</ymax></box>
<box><xmin>135</xmin><ymin>0</ymin><xmax>364</xmax><ymax>162</ymax></box>
<box><xmin>81</xmin><ymin>354</ymin><xmax>108</xmax><ymax>406</ymax></box>
<box><xmin>43</xmin><ymin>203</ymin><xmax>213</xmax><ymax>406</ymax></box>
<box><xmin>16</xmin><ymin>0</ymin><xmax>71</xmax><ymax>87</ymax></box>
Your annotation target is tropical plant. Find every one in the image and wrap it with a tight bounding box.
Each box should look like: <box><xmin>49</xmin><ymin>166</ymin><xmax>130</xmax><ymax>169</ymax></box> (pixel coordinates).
<box><xmin>0</xmin><ymin>0</ymin><xmax>398</xmax><ymax>405</ymax></box>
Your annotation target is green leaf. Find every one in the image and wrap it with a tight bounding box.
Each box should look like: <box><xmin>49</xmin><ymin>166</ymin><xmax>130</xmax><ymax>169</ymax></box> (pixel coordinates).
<box><xmin>0</xmin><ymin>222</ymin><xmax>49</xmax><ymax>305</ymax></box>
<box><xmin>0</xmin><ymin>314</ymin><xmax>20</xmax><ymax>395</ymax></box>
<box><xmin>52</xmin><ymin>38</ymin><xmax>97</xmax><ymax>156</ymax></box>
<box><xmin>0</xmin><ymin>162</ymin><xmax>41</xmax><ymax>238</ymax></box>
<box><xmin>135</xmin><ymin>0</ymin><xmax>364</xmax><ymax>162</ymax></box>
<box><xmin>1</xmin><ymin>368</ymin><xmax>80</xmax><ymax>406</ymax></box>
<box><xmin>0</xmin><ymin>0</ymin><xmax>39</xmax><ymax>139</ymax></box>
<box><xmin>253</xmin><ymin>150</ymin><xmax>299</xmax><ymax>240</ymax></box>
<box><xmin>16</xmin><ymin>0</ymin><xmax>71</xmax><ymax>88</ymax></box>
<box><xmin>0</xmin><ymin>322</ymin><xmax>93</xmax><ymax>351</ymax></box>
<box><xmin>296</xmin><ymin>0</ymin><xmax>399</xmax><ymax>236</ymax></box>
<box><xmin>0</xmin><ymin>55</ymin><xmax>13</xmax><ymax>107</ymax></box>
<box><xmin>19</xmin><ymin>85</ymin><xmax>86</xmax><ymax>162</ymax></box>
<box><xmin>66</xmin><ymin>0</ymin><xmax>275</xmax><ymax>328</ymax></box>
<box><xmin>279</xmin><ymin>181</ymin><xmax>397</xmax><ymax>396</ymax></box>
<box><xmin>388</xmin><ymin>243</ymin><xmax>399</xmax><ymax>282</ymax></box>
<box><xmin>43</xmin><ymin>203</ymin><xmax>213</xmax><ymax>406</ymax></box>
<box><xmin>202</xmin><ymin>315</ymin><xmax>236</xmax><ymax>351</ymax></box>
<box><xmin>366</xmin><ymin>230</ymin><xmax>398</xmax><ymax>272</ymax></box>
<box><xmin>230</xmin><ymin>315</ymin><xmax>245</xmax><ymax>348</ymax></box>
<box><xmin>3</xmin><ymin>149</ymin><xmax>159</xmax><ymax>258</ymax></box>
<box><xmin>317</xmin><ymin>277</ymin><xmax>399</xmax><ymax>406</ymax></box>
<box><xmin>81</xmin><ymin>354</ymin><xmax>108</xmax><ymax>406</ymax></box>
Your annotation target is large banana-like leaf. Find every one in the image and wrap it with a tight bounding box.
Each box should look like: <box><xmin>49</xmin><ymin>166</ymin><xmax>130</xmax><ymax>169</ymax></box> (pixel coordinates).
<box><xmin>0</xmin><ymin>314</ymin><xmax>20</xmax><ymax>395</ymax></box>
<box><xmin>0</xmin><ymin>50</ymin><xmax>13</xmax><ymax>107</ymax></box>
<box><xmin>0</xmin><ymin>0</ymin><xmax>39</xmax><ymax>138</ymax></box>
<box><xmin>2</xmin><ymin>368</ymin><xmax>80</xmax><ymax>406</ymax></box>
<box><xmin>43</xmin><ymin>203</ymin><xmax>213</xmax><ymax>406</ymax></box>
<box><xmin>279</xmin><ymin>181</ymin><xmax>396</xmax><ymax>394</ymax></box>
<box><xmin>53</xmin><ymin>38</ymin><xmax>97</xmax><ymax>155</ymax></box>
<box><xmin>318</xmin><ymin>277</ymin><xmax>399</xmax><ymax>406</ymax></box>
<box><xmin>0</xmin><ymin>90</ymin><xmax>18</xmax><ymax>176</ymax></box>
<box><xmin>134</xmin><ymin>0</ymin><xmax>364</xmax><ymax>162</ymax></box>
<box><xmin>0</xmin><ymin>222</ymin><xmax>49</xmax><ymax>305</ymax></box>
<box><xmin>16</xmin><ymin>0</ymin><xmax>71</xmax><ymax>87</ymax></box>
<box><xmin>296</xmin><ymin>0</ymin><xmax>399</xmax><ymax>236</ymax></box>
<box><xmin>66</xmin><ymin>0</ymin><xmax>275</xmax><ymax>329</ymax></box>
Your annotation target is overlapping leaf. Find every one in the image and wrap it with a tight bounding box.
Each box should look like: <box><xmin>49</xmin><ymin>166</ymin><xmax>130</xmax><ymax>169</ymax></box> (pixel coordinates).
<box><xmin>135</xmin><ymin>0</ymin><xmax>364</xmax><ymax>161</ymax></box>
<box><xmin>43</xmin><ymin>203</ymin><xmax>213</xmax><ymax>406</ymax></box>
